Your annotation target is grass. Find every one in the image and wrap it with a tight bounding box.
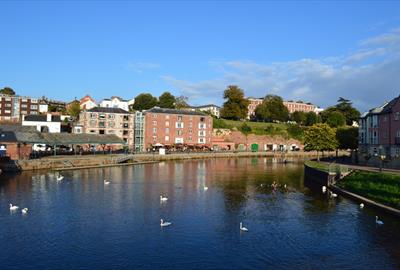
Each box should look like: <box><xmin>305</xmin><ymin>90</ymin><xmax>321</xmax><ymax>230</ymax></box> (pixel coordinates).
<box><xmin>338</xmin><ymin>171</ymin><xmax>400</xmax><ymax>209</ymax></box>
<box><xmin>304</xmin><ymin>160</ymin><xmax>331</xmax><ymax>172</ymax></box>
<box><xmin>214</xmin><ymin>119</ymin><xmax>304</xmax><ymax>140</ymax></box>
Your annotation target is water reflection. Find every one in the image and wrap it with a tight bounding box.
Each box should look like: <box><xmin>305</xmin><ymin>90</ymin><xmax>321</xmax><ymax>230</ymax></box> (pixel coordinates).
<box><xmin>0</xmin><ymin>158</ymin><xmax>399</xmax><ymax>270</ymax></box>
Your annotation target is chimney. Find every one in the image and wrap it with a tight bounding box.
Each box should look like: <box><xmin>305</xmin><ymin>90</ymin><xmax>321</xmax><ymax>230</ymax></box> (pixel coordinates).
<box><xmin>47</xmin><ymin>114</ymin><xmax>52</xmax><ymax>122</ymax></box>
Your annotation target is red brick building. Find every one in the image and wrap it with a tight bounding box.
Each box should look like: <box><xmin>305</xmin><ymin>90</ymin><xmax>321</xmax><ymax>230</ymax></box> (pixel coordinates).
<box><xmin>144</xmin><ymin>107</ymin><xmax>213</xmax><ymax>150</ymax></box>
<box><xmin>0</xmin><ymin>94</ymin><xmax>39</xmax><ymax>123</ymax></box>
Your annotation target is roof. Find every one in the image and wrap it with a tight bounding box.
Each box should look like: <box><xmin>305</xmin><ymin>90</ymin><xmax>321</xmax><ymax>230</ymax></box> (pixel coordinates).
<box><xmin>86</xmin><ymin>107</ymin><xmax>130</xmax><ymax>114</ymax></box>
<box><xmin>381</xmin><ymin>95</ymin><xmax>400</xmax><ymax>114</ymax></box>
<box><xmin>145</xmin><ymin>107</ymin><xmax>207</xmax><ymax>116</ymax></box>
<box><xmin>191</xmin><ymin>104</ymin><xmax>221</xmax><ymax>109</ymax></box>
<box><xmin>24</xmin><ymin>114</ymin><xmax>62</xmax><ymax>122</ymax></box>
<box><xmin>0</xmin><ymin>125</ymin><xmax>125</xmax><ymax>144</ymax></box>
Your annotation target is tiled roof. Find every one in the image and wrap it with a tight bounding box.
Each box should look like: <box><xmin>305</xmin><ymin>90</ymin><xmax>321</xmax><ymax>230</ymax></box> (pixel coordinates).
<box><xmin>145</xmin><ymin>107</ymin><xmax>207</xmax><ymax>116</ymax></box>
<box><xmin>381</xmin><ymin>95</ymin><xmax>400</xmax><ymax>114</ymax></box>
<box><xmin>191</xmin><ymin>104</ymin><xmax>221</xmax><ymax>109</ymax></box>
<box><xmin>86</xmin><ymin>107</ymin><xmax>130</xmax><ymax>114</ymax></box>
<box><xmin>24</xmin><ymin>114</ymin><xmax>61</xmax><ymax>122</ymax></box>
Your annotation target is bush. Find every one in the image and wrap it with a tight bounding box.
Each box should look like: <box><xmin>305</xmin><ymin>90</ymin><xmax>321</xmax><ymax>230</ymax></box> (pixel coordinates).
<box><xmin>213</xmin><ymin>118</ymin><xmax>231</xmax><ymax>129</ymax></box>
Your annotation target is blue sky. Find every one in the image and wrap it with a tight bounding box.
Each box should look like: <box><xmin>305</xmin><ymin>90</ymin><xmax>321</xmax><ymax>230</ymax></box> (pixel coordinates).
<box><xmin>1</xmin><ymin>1</ymin><xmax>400</xmax><ymax>111</ymax></box>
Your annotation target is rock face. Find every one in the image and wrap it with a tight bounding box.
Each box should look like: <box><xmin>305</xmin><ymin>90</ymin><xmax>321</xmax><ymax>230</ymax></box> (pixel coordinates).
<box><xmin>213</xmin><ymin>129</ymin><xmax>303</xmax><ymax>151</ymax></box>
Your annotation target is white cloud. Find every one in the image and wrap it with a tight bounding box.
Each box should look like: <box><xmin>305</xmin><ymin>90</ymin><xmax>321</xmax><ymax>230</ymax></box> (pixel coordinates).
<box><xmin>162</xmin><ymin>27</ymin><xmax>400</xmax><ymax>111</ymax></box>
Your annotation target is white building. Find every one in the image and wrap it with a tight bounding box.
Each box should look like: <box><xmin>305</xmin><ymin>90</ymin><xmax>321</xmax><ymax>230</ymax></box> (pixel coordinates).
<box><xmin>39</xmin><ymin>103</ymin><xmax>49</xmax><ymax>113</ymax></box>
<box><xmin>190</xmin><ymin>104</ymin><xmax>221</xmax><ymax>118</ymax></box>
<box><xmin>99</xmin><ymin>96</ymin><xmax>134</xmax><ymax>111</ymax></box>
<box><xmin>22</xmin><ymin>114</ymin><xmax>61</xmax><ymax>133</ymax></box>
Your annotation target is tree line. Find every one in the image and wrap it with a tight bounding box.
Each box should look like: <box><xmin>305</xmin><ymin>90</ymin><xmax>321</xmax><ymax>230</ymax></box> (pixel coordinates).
<box><xmin>130</xmin><ymin>92</ymin><xmax>189</xmax><ymax>111</ymax></box>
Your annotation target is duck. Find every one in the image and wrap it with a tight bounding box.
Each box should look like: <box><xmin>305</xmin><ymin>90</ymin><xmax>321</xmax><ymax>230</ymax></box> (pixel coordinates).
<box><xmin>9</xmin><ymin>204</ymin><xmax>19</xmax><ymax>211</ymax></box>
<box><xmin>160</xmin><ymin>195</ymin><xmax>168</xmax><ymax>202</ymax></box>
<box><xmin>57</xmin><ymin>175</ymin><xmax>64</xmax><ymax>181</ymax></box>
<box><xmin>359</xmin><ymin>203</ymin><xmax>364</xmax><ymax>209</ymax></box>
<box><xmin>240</xmin><ymin>222</ymin><xmax>248</xmax><ymax>232</ymax></box>
<box><xmin>160</xmin><ymin>219</ymin><xmax>172</xmax><ymax>227</ymax></box>
<box><xmin>21</xmin><ymin>208</ymin><xmax>28</xmax><ymax>214</ymax></box>
<box><xmin>104</xmin><ymin>180</ymin><xmax>110</xmax><ymax>185</ymax></box>
<box><xmin>203</xmin><ymin>186</ymin><xmax>208</xmax><ymax>191</ymax></box>
<box><xmin>375</xmin><ymin>216</ymin><xmax>384</xmax><ymax>225</ymax></box>
<box><xmin>322</xmin><ymin>186</ymin><xmax>327</xmax><ymax>193</ymax></box>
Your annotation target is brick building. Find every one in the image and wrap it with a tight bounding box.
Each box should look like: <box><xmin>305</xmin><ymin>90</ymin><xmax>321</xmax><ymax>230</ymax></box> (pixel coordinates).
<box><xmin>359</xmin><ymin>94</ymin><xmax>400</xmax><ymax>157</ymax></box>
<box><xmin>144</xmin><ymin>107</ymin><xmax>213</xmax><ymax>150</ymax></box>
<box><xmin>0</xmin><ymin>94</ymin><xmax>39</xmax><ymax>123</ymax></box>
<box><xmin>78</xmin><ymin>107</ymin><xmax>134</xmax><ymax>148</ymax></box>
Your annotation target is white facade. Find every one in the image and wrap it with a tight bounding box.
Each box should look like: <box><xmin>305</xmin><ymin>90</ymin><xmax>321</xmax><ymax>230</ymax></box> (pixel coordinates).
<box><xmin>39</xmin><ymin>104</ymin><xmax>49</xmax><ymax>113</ymax></box>
<box><xmin>99</xmin><ymin>97</ymin><xmax>134</xmax><ymax>111</ymax></box>
<box><xmin>191</xmin><ymin>104</ymin><xmax>221</xmax><ymax>118</ymax></box>
<box><xmin>22</xmin><ymin>114</ymin><xmax>61</xmax><ymax>133</ymax></box>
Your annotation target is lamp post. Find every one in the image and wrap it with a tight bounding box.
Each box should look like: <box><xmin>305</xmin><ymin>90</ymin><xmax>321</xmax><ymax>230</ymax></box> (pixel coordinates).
<box><xmin>379</xmin><ymin>145</ymin><xmax>385</xmax><ymax>172</ymax></box>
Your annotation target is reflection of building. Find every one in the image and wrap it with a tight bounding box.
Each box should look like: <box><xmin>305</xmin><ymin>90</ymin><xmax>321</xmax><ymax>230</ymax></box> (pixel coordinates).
<box><xmin>246</xmin><ymin>97</ymin><xmax>318</xmax><ymax>118</ymax></box>
<box><xmin>359</xmin><ymin>95</ymin><xmax>400</xmax><ymax>157</ymax></box>
<box><xmin>0</xmin><ymin>94</ymin><xmax>39</xmax><ymax>122</ymax></box>
<box><xmin>78</xmin><ymin>107</ymin><xmax>134</xmax><ymax>148</ymax></box>
<box><xmin>143</xmin><ymin>107</ymin><xmax>213</xmax><ymax>150</ymax></box>
<box><xmin>99</xmin><ymin>96</ymin><xmax>135</xmax><ymax>111</ymax></box>
<box><xmin>22</xmin><ymin>114</ymin><xmax>62</xmax><ymax>133</ymax></box>
<box><xmin>190</xmin><ymin>104</ymin><xmax>221</xmax><ymax>118</ymax></box>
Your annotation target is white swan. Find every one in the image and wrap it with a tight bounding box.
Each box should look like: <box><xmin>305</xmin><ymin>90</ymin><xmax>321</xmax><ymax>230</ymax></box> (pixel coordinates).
<box><xmin>57</xmin><ymin>175</ymin><xmax>64</xmax><ymax>181</ymax></box>
<box><xmin>104</xmin><ymin>180</ymin><xmax>110</xmax><ymax>185</ymax></box>
<box><xmin>160</xmin><ymin>195</ymin><xmax>168</xmax><ymax>202</ymax></box>
<box><xmin>160</xmin><ymin>219</ymin><xmax>172</xmax><ymax>227</ymax></box>
<box><xmin>9</xmin><ymin>204</ymin><xmax>19</xmax><ymax>211</ymax></box>
<box><xmin>203</xmin><ymin>186</ymin><xmax>208</xmax><ymax>191</ymax></box>
<box><xmin>375</xmin><ymin>216</ymin><xmax>384</xmax><ymax>225</ymax></box>
<box><xmin>359</xmin><ymin>203</ymin><xmax>364</xmax><ymax>209</ymax></box>
<box><xmin>322</xmin><ymin>186</ymin><xmax>327</xmax><ymax>193</ymax></box>
<box><xmin>330</xmin><ymin>192</ymin><xmax>338</xmax><ymax>198</ymax></box>
<box><xmin>240</xmin><ymin>222</ymin><xmax>248</xmax><ymax>232</ymax></box>
<box><xmin>22</xmin><ymin>208</ymin><xmax>28</xmax><ymax>214</ymax></box>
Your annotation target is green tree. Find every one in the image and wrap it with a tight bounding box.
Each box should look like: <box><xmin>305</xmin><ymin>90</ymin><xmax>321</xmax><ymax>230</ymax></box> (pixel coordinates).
<box><xmin>0</xmin><ymin>87</ymin><xmax>16</xmax><ymax>95</ymax></box>
<box><xmin>239</xmin><ymin>122</ymin><xmax>252</xmax><ymax>135</ymax></box>
<box><xmin>326</xmin><ymin>111</ymin><xmax>346</xmax><ymax>128</ymax></box>
<box><xmin>158</xmin><ymin>91</ymin><xmax>176</xmax><ymax>109</ymax></box>
<box><xmin>321</xmin><ymin>97</ymin><xmax>360</xmax><ymax>126</ymax></box>
<box><xmin>67</xmin><ymin>100</ymin><xmax>81</xmax><ymax>119</ymax></box>
<box><xmin>175</xmin><ymin>95</ymin><xmax>189</xmax><ymax>109</ymax></box>
<box><xmin>220</xmin><ymin>85</ymin><xmax>250</xmax><ymax>120</ymax></box>
<box><xmin>131</xmin><ymin>93</ymin><xmax>158</xmax><ymax>111</ymax></box>
<box><xmin>255</xmin><ymin>95</ymin><xmax>289</xmax><ymax>122</ymax></box>
<box><xmin>305</xmin><ymin>111</ymin><xmax>320</xmax><ymax>126</ymax></box>
<box><xmin>336</xmin><ymin>127</ymin><xmax>358</xmax><ymax>150</ymax></box>
<box><xmin>291</xmin><ymin>111</ymin><xmax>307</xmax><ymax>125</ymax></box>
<box><xmin>304</xmin><ymin>123</ymin><xmax>338</xmax><ymax>161</ymax></box>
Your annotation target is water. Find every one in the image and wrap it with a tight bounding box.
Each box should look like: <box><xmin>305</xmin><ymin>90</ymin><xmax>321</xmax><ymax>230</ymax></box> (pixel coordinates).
<box><xmin>0</xmin><ymin>158</ymin><xmax>399</xmax><ymax>270</ymax></box>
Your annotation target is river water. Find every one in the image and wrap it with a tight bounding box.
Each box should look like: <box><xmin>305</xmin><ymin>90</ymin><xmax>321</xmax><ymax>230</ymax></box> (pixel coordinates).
<box><xmin>0</xmin><ymin>158</ymin><xmax>399</xmax><ymax>270</ymax></box>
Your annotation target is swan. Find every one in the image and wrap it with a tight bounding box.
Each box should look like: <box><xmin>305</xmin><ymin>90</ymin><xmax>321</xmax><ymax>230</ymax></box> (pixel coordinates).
<box><xmin>160</xmin><ymin>219</ymin><xmax>172</xmax><ymax>227</ymax></box>
<box><xmin>322</xmin><ymin>186</ymin><xmax>327</xmax><ymax>193</ymax></box>
<box><xmin>57</xmin><ymin>175</ymin><xmax>64</xmax><ymax>181</ymax></box>
<box><xmin>9</xmin><ymin>204</ymin><xmax>19</xmax><ymax>211</ymax></box>
<box><xmin>359</xmin><ymin>203</ymin><xmax>364</xmax><ymax>209</ymax></box>
<box><xmin>104</xmin><ymin>180</ymin><xmax>110</xmax><ymax>185</ymax></box>
<box><xmin>240</xmin><ymin>222</ymin><xmax>248</xmax><ymax>232</ymax></box>
<box><xmin>160</xmin><ymin>195</ymin><xmax>168</xmax><ymax>202</ymax></box>
<box><xmin>375</xmin><ymin>216</ymin><xmax>384</xmax><ymax>225</ymax></box>
<box><xmin>203</xmin><ymin>186</ymin><xmax>208</xmax><ymax>191</ymax></box>
<box><xmin>330</xmin><ymin>192</ymin><xmax>338</xmax><ymax>198</ymax></box>
<box><xmin>22</xmin><ymin>208</ymin><xmax>28</xmax><ymax>214</ymax></box>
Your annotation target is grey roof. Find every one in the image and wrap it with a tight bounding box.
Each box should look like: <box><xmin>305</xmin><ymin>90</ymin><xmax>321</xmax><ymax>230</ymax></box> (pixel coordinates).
<box><xmin>191</xmin><ymin>104</ymin><xmax>221</xmax><ymax>109</ymax></box>
<box><xmin>381</xmin><ymin>95</ymin><xmax>400</xmax><ymax>114</ymax></box>
<box><xmin>145</xmin><ymin>107</ymin><xmax>207</xmax><ymax>116</ymax></box>
<box><xmin>87</xmin><ymin>107</ymin><xmax>130</xmax><ymax>114</ymax></box>
<box><xmin>24</xmin><ymin>114</ymin><xmax>62</xmax><ymax>122</ymax></box>
<box><xmin>0</xmin><ymin>125</ymin><xmax>125</xmax><ymax>145</ymax></box>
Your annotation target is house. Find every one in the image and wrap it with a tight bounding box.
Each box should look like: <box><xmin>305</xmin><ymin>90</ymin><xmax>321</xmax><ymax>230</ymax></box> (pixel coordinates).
<box><xmin>79</xmin><ymin>95</ymin><xmax>97</xmax><ymax>110</ymax></box>
<box><xmin>143</xmin><ymin>107</ymin><xmax>213</xmax><ymax>150</ymax></box>
<box><xmin>359</xmin><ymin>94</ymin><xmax>400</xmax><ymax>157</ymax></box>
<box><xmin>0</xmin><ymin>94</ymin><xmax>39</xmax><ymax>123</ymax></box>
<box><xmin>190</xmin><ymin>104</ymin><xmax>221</xmax><ymax>118</ymax></box>
<box><xmin>78</xmin><ymin>107</ymin><xmax>134</xmax><ymax>148</ymax></box>
<box><xmin>22</xmin><ymin>114</ymin><xmax>62</xmax><ymax>133</ymax></box>
<box><xmin>99</xmin><ymin>96</ymin><xmax>134</xmax><ymax>111</ymax></box>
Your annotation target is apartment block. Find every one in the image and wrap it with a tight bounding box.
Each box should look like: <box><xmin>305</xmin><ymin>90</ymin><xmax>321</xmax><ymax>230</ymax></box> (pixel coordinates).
<box><xmin>144</xmin><ymin>107</ymin><xmax>213</xmax><ymax>150</ymax></box>
<box><xmin>0</xmin><ymin>94</ymin><xmax>39</xmax><ymax>122</ymax></box>
<box><xmin>78</xmin><ymin>107</ymin><xmax>134</xmax><ymax>148</ymax></box>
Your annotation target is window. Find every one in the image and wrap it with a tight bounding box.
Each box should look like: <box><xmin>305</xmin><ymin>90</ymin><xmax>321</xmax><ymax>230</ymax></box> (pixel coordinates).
<box><xmin>178</xmin><ymin>115</ymin><xmax>183</xmax><ymax>121</ymax></box>
<box><xmin>395</xmin><ymin>112</ymin><xmax>400</xmax><ymax>121</ymax></box>
<box><xmin>109</xmin><ymin>122</ymin><xmax>115</xmax><ymax>128</ymax></box>
<box><xmin>153</xmin><ymin>114</ymin><xmax>157</xmax><ymax>118</ymax></box>
<box><xmin>189</xmin><ymin>129</ymin><xmax>193</xmax><ymax>134</ymax></box>
<box><xmin>199</xmin><ymin>130</ymin><xmax>205</xmax><ymax>136</ymax></box>
<box><xmin>199</xmin><ymin>123</ymin><xmax>206</xmax><ymax>129</ymax></box>
<box><xmin>90</xmin><ymin>113</ymin><xmax>97</xmax><ymax>119</ymax></box>
<box><xmin>200</xmin><ymin>117</ymin><xmax>205</xmax><ymax>122</ymax></box>
<box><xmin>99</xmin><ymin>114</ymin><xmax>106</xmax><ymax>119</ymax></box>
<box><xmin>123</xmin><ymin>115</ymin><xmax>129</xmax><ymax>121</ymax></box>
<box><xmin>165</xmin><ymin>121</ymin><xmax>169</xmax><ymax>126</ymax></box>
<box><xmin>30</xmin><ymin>105</ymin><xmax>38</xmax><ymax>110</ymax></box>
<box><xmin>176</xmin><ymin>122</ymin><xmax>184</xmax><ymax>128</ymax></box>
<box><xmin>165</xmin><ymin>115</ymin><xmax>170</xmax><ymax>119</ymax></box>
<box><xmin>165</xmin><ymin>127</ymin><xmax>169</xmax><ymax>133</ymax></box>
<box><xmin>21</xmin><ymin>98</ymin><xmax>28</xmax><ymax>102</ymax></box>
<box><xmin>165</xmin><ymin>136</ymin><xmax>169</xmax><ymax>141</ymax></box>
<box><xmin>153</xmin><ymin>120</ymin><xmax>157</xmax><ymax>126</ymax></box>
<box><xmin>21</xmin><ymin>104</ymin><xmax>27</xmax><ymax>108</ymax></box>
<box><xmin>90</xmin><ymin>130</ymin><xmax>96</xmax><ymax>133</ymax></box>
<box><xmin>90</xmin><ymin>120</ymin><xmax>96</xmax><ymax>127</ymax></box>
<box><xmin>123</xmin><ymin>123</ymin><xmax>129</xmax><ymax>128</ymax></box>
<box><xmin>123</xmin><ymin>130</ymin><xmax>129</xmax><ymax>135</ymax></box>
<box><xmin>99</xmin><ymin>130</ymin><xmax>105</xmax><ymax>135</ymax></box>
<box><xmin>198</xmin><ymin>138</ymin><xmax>205</xmax><ymax>144</ymax></box>
<box><xmin>153</xmin><ymin>127</ymin><xmax>157</xmax><ymax>134</ymax></box>
<box><xmin>188</xmin><ymin>136</ymin><xmax>192</xmax><ymax>141</ymax></box>
<box><xmin>177</xmin><ymin>130</ymin><xmax>183</xmax><ymax>136</ymax></box>
<box><xmin>108</xmin><ymin>114</ymin><xmax>115</xmax><ymax>119</ymax></box>
<box><xmin>153</xmin><ymin>136</ymin><xmax>157</xmax><ymax>142</ymax></box>
<box><xmin>99</xmin><ymin>122</ymin><xmax>105</xmax><ymax>128</ymax></box>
